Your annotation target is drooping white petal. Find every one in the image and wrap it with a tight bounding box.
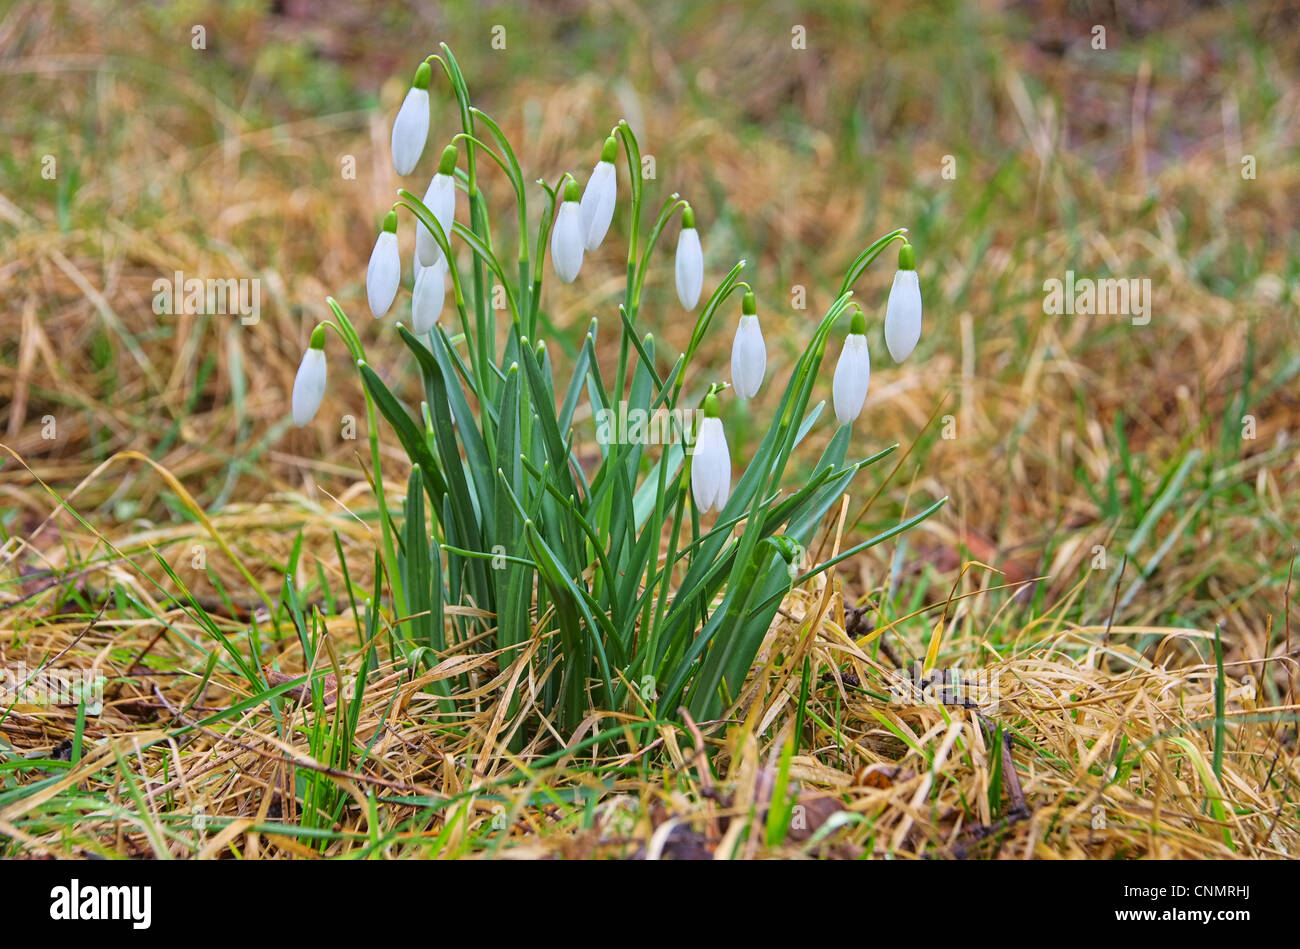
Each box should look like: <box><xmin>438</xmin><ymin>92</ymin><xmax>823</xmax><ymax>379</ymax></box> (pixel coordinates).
<box><xmin>579</xmin><ymin>160</ymin><xmax>617</xmax><ymax>251</ymax></box>
<box><xmin>691</xmin><ymin>416</ymin><xmax>731</xmax><ymax>513</ymax></box>
<box><xmin>832</xmin><ymin>333</ymin><xmax>871</xmax><ymax>425</ymax></box>
<box><xmin>391</xmin><ymin>87</ymin><xmax>430</xmax><ymax>176</ymax></box>
<box><xmin>710</xmin><ymin>432</ymin><xmax>731</xmax><ymax>511</ymax></box>
<box><xmin>366</xmin><ymin>231</ymin><xmax>401</xmax><ymax>319</ymax></box>
<box><xmin>411</xmin><ymin>257</ymin><xmax>447</xmax><ymax>334</ymax></box>
<box><xmin>675</xmin><ymin>227</ymin><xmax>703</xmax><ymax>310</ymax></box>
<box><xmin>551</xmin><ymin>200</ymin><xmax>585</xmax><ymax>283</ymax></box>
<box><xmin>884</xmin><ymin>269</ymin><xmax>922</xmax><ymax>363</ymax></box>
<box><xmin>416</xmin><ymin>172</ymin><xmax>456</xmax><ymax>267</ymax></box>
<box><xmin>291</xmin><ymin>348</ymin><xmax>327</xmax><ymax>427</ymax></box>
<box><xmin>730</xmin><ymin>314</ymin><xmax>767</xmax><ymax>399</ymax></box>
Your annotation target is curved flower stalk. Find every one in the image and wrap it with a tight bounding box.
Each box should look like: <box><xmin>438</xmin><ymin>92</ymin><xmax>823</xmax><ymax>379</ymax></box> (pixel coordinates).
<box><xmin>580</xmin><ymin>136</ymin><xmax>618</xmax><ymax>251</ymax></box>
<box><xmin>551</xmin><ymin>178</ymin><xmax>585</xmax><ymax>283</ymax></box>
<box><xmin>690</xmin><ymin>393</ymin><xmax>731</xmax><ymax>513</ymax></box>
<box><xmin>730</xmin><ymin>290</ymin><xmax>766</xmax><ymax>399</ymax></box>
<box><xmin>366</xmin><ymin>211</ymin><xmax>401</xmax><ymax>319</ymax></box>
<box><xmin>391</xmin><ymin>62</ymin><xmax>431</xmax><ymax>176</ymax></box>
<box><xmin>833</xmin><ymin>304</ymin><xmax>870</xmax><ymax>425</ymax></box>
<box><xmin>675</xmin><ymin>204</ymin><xmax>704</xmax><ymax>309</ymax></box>
<box><xmin>291</xmin><ymin>326</ymin><xmax>327</xmax><ymax>427</ymax></box>
<box><xmin>412</xmin><ymin>255</ymin><xmax>448</xmax><ymax>333</ymax></box>
<box><xmin>416</xmin><ymin>145</ymin><xmax>459</xmax><ymax>267</ymax></box>
<box><xmin>884</xmin><ymin>241</ymin><xmax>922</xmax><ymax>363</ymax></box>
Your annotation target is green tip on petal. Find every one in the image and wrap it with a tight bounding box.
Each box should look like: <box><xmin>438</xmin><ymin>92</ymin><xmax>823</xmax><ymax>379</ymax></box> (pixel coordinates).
<box><xmin>681</xmin><ymin>205</ymin><xmax>695</xmax><ymax>229</ymax></box>
<box><xmin>563</xmin><ymin>179</ymin><xmax>581</xmax><ymax>203</ymax></box>
<box><xmin>413</xmin><ymin>62</ymin><xmax>431</xmax><ymax>90</ymax></box>
<box><xmin>742</xmin><ymin>291</ymin><xmax>757</xmax><ymax>316</ymax></box>
<box><xmin>438</xmin><ymin>144</ymin><xmax>458</xmax><ymax>175</ymax></box>
<box><xmin>600</xmin><ymin>136</ymin><xmax>618</xmax><ymax>163</ymax></box>
<box><xmin>849</xmin><ymin>305</ymin><xmax>867</xmax><ymax>335</ymax></box>
<box><xmin>703</xmin><ymin>392</ymin><xmax>720</xmax><ymax>418</ymax></box>
<box><xmin>309</xmin><ymin>325</ymin><xmax>327</xmax><ymax>350</ymax></box>
<box><xmin>382</xmin><ymin>210</ymin><xmax>399</xmax><ymax>233</ymax></box>
<box><xmin>898</xmin><ymin>241</ymin><xmax>916</xmax><ymax>271</ymax></box>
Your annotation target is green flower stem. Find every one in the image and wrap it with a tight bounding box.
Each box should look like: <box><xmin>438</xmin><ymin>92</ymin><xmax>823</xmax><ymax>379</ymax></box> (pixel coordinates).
<box><xmin>626</xmin><ymin>195</ymin><xmax>691</xmax><ymax>310</ymax></box>
<box><xmin>431</xmin><ymin>45</ymin><xmax>496</xmax><ymax>410</ymax></box>
<box><xmin>325</xmin><ymin>298</ymin><xmax>407</xmax><ymax>622</ymax></box>
<box><xmin>629</xmin><ymin>195</ymin><xmax>689</xmax><ymax>309</ymax></box>
<box><xmin>468</xmin><ymin>107</ymin><xmax>531</xmax><ymax>315</ymax></box>
<box><xmin>440</xmin><ymin>545</ymin><xmax>536</xmax><ymax>569</ymax></box>
<box><xmin>613</xmin><ymin>120</ymin><xmax>644</xmax><ymax>410</ymax></box>
<box><xmin>672</xmin><ymin>261</ymin><xmax>748</xmax><ymax>408</ymax></box>
<box><xmin>526</xmin><ymin>174</ymin><xmax>567</xmax><ymax>338</ymax></box>
<box><xmin>838</xmin><ymin>227</ymin><xmax>911</xmax><ymax>296</ymax></box>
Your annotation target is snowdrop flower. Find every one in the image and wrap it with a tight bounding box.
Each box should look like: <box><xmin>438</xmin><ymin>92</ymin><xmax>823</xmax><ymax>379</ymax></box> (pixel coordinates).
<box><xmin>550</xmin><ymin>179</ymin><xmax>584</xmax><ymax>284</ymax></box>
<box><xmin>366</xmin><ymin>211</ymin><xmax>401</xmax><ymax>319</ymax></box>
<box><xmin>391</xmin><ymin>62</ymin><xmax>431</xmax><ymax>176</ymax></box>
<box><xmin>579</xmin><ymin>136</ymin><xmax>618</xmax><ymax>251</ymax></box>
<box><xmin>730</xmin><ymin>291</ymin><xmax>766</xmax><ymax>400</ymax></box>
<box><xmin>675</xmin><ymin>204</ymin><xmax>703</xmax><ymax>310</ymax></box>
<box><xmin>833</xmin><ymin>305</ymin><xmax>871</xmax><ymax>426</ymax></box>
<box><xmin>292</xmin><ymin>326</ymin><xmax>327</xmax><ymax>427</ymax></box>
<box><xmin>884</xmin><ymin>241</ymin><xmax>922</xmax><ymax>363</ymax></box>
<box><xmin>416</xmin><ymin>145</ymin><xmax>458</xmax><ymax>267</ymax></box>
<box><xmin>411</xmin><ymin>256</ymin><xmax>447</xmax><ymax>334</ymax></box>
<box><xmin>690</xmin><ymin>393</ymin><xmax>730</xmax><ymax>513</ymax></box>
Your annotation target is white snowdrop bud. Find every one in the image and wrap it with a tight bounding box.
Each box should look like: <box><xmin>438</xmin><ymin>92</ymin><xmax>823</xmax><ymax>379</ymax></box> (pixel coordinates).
<box><xmin>833</xmin><ymin>306</ymin><xmax>871</xmax><ymax>426</ymax></box>
<box><xmin>391</xmin><ymin>62</ymin><xmax>431</xmax><ymax>176</ymax></box>
<box><xmin>884</xmin><ymin>241</ymin><xmax>922</xmax><ymax>363</ymax></box>
<box><xmin>292</xmin><ymin>326</ymin><xmax>328</xmax><ymax>427</ymax></box>
<box><xmin>551</xmin><ymin>179</ymin><xmax>585</xmax><ymax>284</ymax></box>
<box><xmin>411</xmin><ymin>256</ymin><xmax>447</xmax><ymax>334</ymax></box>
<box><xmin>675</xmin><ymin>204</ymin><xmax>703</xmax><ymax>310</ymax></box>
<box><xmin>730</xmin><ymin>292</ymin><xmax>766</xmax><ymax>400</ymax></box>
<box><xmin>416</xmin><ymin>145</ymin><xmax>458</xmax><ymax>268</ymax></box>
<box><xmin>690</xmin><ymin>394</ymin><xmax>731</xmax><ymax>513</ymax></box>
<box><xmin>366</xmin><ymin>211</ymin><xmax>401</xmax><ymax>319</ymax></box>
<box><xmin>579</xmin><ymin>136</ymin><xmax>618</xmax><ymax>251</ymax></box>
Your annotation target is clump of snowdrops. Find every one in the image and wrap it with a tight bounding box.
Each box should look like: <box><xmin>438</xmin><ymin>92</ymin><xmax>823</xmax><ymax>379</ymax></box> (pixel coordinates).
<box><xmin>291</xmin><ymin>45</ymin><xmax>944</xmax><ymax>739</ymax></box>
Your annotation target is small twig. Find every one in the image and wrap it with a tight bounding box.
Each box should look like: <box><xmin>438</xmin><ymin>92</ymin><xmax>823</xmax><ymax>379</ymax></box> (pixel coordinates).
<box><xmin>845</xmin><ymin>597</ymin><xmax>903</xmax><ymax>668</ymax></box>
<box><xmin>1101</xmin><ymin>554</ymin><xmax>1128</xmax><ymax>662</ymax></box>
<box><xmin>947</xmin><ymin>712</ymin><xmax>1031</xmax><ymax>858</ymax></box>
<box><xmin>679</xmin><ymin>708</ymin><xmax>720</xmax><ymax>841</ymax></box>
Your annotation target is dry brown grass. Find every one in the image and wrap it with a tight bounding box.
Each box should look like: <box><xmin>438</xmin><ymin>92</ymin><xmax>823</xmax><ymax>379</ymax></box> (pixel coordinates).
<box><xmin>3</xmin><ymin>552</ymin><xmax>1295</xmax><ymax>858</ymax></box>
